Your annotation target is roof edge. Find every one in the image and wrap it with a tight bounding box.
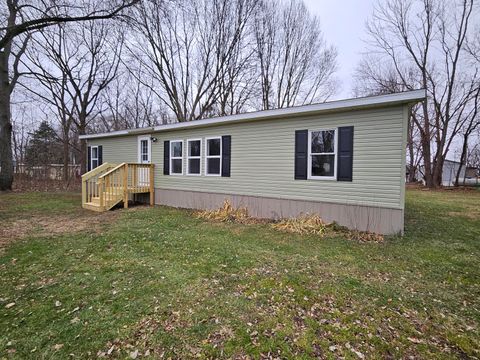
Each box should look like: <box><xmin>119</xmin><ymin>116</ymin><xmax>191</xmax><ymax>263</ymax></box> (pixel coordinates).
<box><xmin>80</xmin><ymin>89</ymin><xmax>426</xmax><ymax>140</ymax></box>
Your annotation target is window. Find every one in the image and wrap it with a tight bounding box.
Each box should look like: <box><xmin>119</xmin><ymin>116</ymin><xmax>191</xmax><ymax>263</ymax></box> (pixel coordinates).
<box><xmin>187</xmin><ymin>139</ymin><xmax>202</xmax><ymax>175</ymax></box>
<box><xmin>141</xmin><ymin>140</ymin><xmax>149</xmax><ymax>162</ymax></box>
<box><xmin>205</xmin><ymin>137</ymin><xmax>221</xmax><ymax>176</ymax></box>
<box><xmin>308</xmin><ymin>129</ymin><xmax>336</xmax><ymax>179</ymax></box>
<box><xmin>91</xmin><ymin>146</ymin><xmax>98</xmax><ymax>169</ymax></box>
<box><xmin>170</xmin><ymin>140</ymin><xmax>183</xmax><ymax>175</ymax></box>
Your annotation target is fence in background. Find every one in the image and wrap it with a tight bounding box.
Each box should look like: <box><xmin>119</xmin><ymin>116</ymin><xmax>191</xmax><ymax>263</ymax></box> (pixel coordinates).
<box><xmin>14</xmin><ymin>164</ymin><xmax>81</xmax><ymax>180</ymax></box>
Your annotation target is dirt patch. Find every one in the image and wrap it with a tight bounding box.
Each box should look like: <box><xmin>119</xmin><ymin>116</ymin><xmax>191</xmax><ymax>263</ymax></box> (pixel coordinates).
<box><xmin>0</xmin><ymin>211</ymin><xmax>119</xmax><ymax>252</ymax></box>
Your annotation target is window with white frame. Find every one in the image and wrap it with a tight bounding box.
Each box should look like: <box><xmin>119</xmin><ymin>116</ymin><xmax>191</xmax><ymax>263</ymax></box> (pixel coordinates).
<box><xmin>140</xmin><ymin>139</ymin><xmax>149</xmax><ymax>162</ymax></box>
<box><xmin>308</xmin><ymin>129</ymin><xmax>336</xmax><ymax>179</ymax></box>
<box><xmin>205</xmin><ymin>137</ymin><xmax>221</xmax><ymax>176</ymax></box>
<box><xmin>170</xmin><ymin>140</ymin><xmax>183</xmax><ymax>175</ymax></box>
<box><xmin>91</xmin><ymin>146</ymin><xmax>99</xmax><ymax>169</ymax></box>
<box><xmin>187</xmin><ymin>139</ymin><xmax>201</xmax><ymax>175</ymax></box>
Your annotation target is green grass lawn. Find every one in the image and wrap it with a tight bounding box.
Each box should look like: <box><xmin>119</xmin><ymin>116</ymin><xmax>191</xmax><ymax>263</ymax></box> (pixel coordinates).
<box><xmin>0</xmin><ymin>189</ymin><xmax>479</xmax><ymax>359</ymax></box>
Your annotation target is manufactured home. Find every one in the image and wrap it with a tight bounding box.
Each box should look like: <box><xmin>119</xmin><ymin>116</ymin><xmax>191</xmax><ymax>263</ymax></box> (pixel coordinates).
<box><xmin>79</xmin><ymin>90</ymin><xmax>426</xmax><ymax>235</ymax></box>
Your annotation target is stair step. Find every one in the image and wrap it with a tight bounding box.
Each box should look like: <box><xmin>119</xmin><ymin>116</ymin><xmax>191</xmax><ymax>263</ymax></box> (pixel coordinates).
<box><xmin>83</xmin><ymin>202</ymin><xmax>103</xmax><ymax>212</ymax></box>
<box><xmin>91</xmin><ymin>195</ymin><xmax>122</xmax><ymax>204</ymax></box>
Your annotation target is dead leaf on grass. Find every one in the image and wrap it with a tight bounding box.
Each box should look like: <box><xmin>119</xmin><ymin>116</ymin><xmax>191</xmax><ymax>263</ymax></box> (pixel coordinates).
<box><xmin>407</xmin><ymin>337</ymin><xmax>424</xmax><ymax>344</ymax></box>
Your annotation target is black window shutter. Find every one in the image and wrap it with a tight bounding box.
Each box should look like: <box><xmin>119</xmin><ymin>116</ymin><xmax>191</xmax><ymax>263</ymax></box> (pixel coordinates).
<box><xmin>221</xmin><ymin>135</ymin><xmax>231</xmax><ymax>177</ymax></box>
<box><xmin>87</xmin><ymin>146</ymin><xmax>91</xmax><ymax>172</ymax></box>
<box><xmin>294</xmin><ymin>130</ymin><xmax>308</xmax><ymax>180</ymax></box>
<box><xmin>98</xmin><ymin>145</ymin><xmax>103</xmax><ymax>166</ymax></box>
<box><xmin>337</xmin><ymin>126</ymin><xmax>354</xmax><ymax>181</ymax></box>
<box><xmin>163</xmin><ymin>140</ymin><xmax>170</xmax><ymax>175</ymax></box>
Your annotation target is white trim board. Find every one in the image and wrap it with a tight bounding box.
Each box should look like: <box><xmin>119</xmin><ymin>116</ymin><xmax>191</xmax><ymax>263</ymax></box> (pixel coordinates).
<box><xmin>80</xmin><ymin>89</ymin><xmax>426</xmax><ymax>140</ymax></box>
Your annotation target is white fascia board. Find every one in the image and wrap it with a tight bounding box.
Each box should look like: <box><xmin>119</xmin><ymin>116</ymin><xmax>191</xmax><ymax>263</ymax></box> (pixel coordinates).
<box><xmin>79</xmin><ymin>127</ymin><xmax>155</xmax><ymax>140</ymax></box>
<box><xmin>79</xmin><ymin>89</ymin><xmax>426</xmax><ymax>140</ymax></box>
<box><xmin>79</xmin><ymin>129</ymin><xmax>129</xmax><ymax>140</ymax></box>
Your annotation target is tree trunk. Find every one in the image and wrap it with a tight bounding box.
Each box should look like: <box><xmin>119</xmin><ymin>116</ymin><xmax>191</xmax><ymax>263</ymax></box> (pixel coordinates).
<box><xmin>433</xmin><ymin>155</ymin><xmax>444</xmax><ymax>188</ymax></box>
<box><xmin>408</xmin><ymin>161</ymin><xmax>416</xmax><ymax>183</ymax></box>
<box><xmin>0</xmin><ymin>51</ymin><xmax>13</xmax><ymax>191</ymax></box>
<box><xmin>78</xmin><ymin>122</ymin><xmax>87</xmax><ymax>175</ymax></box>
<box><xmin>63</xmin><ymin>132</ymin><xmax>70</xmax><ymax>183</ymax></box>
<box><xmin>407</xmin><ymin>115</ymin><xmax>416</xmax><ymax>183</ymax></box>
<box><xmin>454</xmin><ymin>133</ymin><xmax>468</xmax><ymax>187</ymax></box>
<box><xmin>419</xmin><ymin>101</ymin><xmax>434</xmax><ymax>188</ymax></box>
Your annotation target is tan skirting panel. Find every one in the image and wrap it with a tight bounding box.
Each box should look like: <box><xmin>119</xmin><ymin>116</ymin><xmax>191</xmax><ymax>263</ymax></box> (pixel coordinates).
<box><xmin>155</xmin><ymin>188</ymin><xmax>404</xmax><ymax>235</ymax></box>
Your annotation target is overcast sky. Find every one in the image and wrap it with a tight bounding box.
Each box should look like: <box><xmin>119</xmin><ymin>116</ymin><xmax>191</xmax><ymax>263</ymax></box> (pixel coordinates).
<box><xmin>303</xmin><ymin>0</ymin><xmax>376</xmax><ymax>100</ymax></box>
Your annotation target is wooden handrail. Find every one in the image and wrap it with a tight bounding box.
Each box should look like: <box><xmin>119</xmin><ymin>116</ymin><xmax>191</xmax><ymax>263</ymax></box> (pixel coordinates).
<box><xmin>81</xmin><ymin>162</ymin><xmax>116</xmax><ymax>180</ymax></box>
<box><xmin>98</xmin><ymin>162</ymin><xmax>126</xmax><ymax>179</ymax></box>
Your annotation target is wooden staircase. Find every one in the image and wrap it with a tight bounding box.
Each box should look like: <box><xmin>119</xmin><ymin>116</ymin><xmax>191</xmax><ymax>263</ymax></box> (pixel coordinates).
<box><xmin>82</xmin><ymin>162</ymin><xmax>154</xmax><ymax>212</ymax></box>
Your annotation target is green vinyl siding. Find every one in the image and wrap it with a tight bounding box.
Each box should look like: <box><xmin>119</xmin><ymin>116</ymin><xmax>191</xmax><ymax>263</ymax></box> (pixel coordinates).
<box><xmin>88</xmin><ymin>136</ymin><xmax>138</xmax><ymax>164</ymax></box>
<box><xmin>88</xmin><ymin>105</ymin><xmax>408</xmax><ymax>209</ymax></box>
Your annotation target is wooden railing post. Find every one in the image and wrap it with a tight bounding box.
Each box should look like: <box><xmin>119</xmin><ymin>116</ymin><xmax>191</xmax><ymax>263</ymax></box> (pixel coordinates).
<box><xmin>82</xmin><ymin>179</ymin><xmax>86</xmax><ymax>206</ymax></box>
<box><xmin>133</xmin><ymin>164</ymin><xmax>137</xmax><ymax>193</ymax></box>
<box><xmin>99</xmin><ymin>178</ymin><xmax>104</xmax><ymax>210</ymax></box>
<box><xmin>123</xmin><ymin>163</ymin><xmax>129</xmax><ymax>208</ymax></box>
<box><xmin>149</xmin><ymin>164</ymin><xmax>154</xmax><ymax>206</ymax></box>
<box><xmin>106</xmin><ymin>175</ymin><xmax>110</xmax><ymax>206</ymax></box>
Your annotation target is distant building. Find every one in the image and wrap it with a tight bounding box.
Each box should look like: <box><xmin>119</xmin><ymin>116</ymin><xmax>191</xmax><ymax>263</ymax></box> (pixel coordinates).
<box><xmin>415</xmin><ymin>159</ymin><xmax>479</xmax><ymax>186</ymax></box>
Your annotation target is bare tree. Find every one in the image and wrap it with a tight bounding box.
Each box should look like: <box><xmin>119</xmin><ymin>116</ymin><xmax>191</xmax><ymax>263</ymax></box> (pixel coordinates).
<box><xmin>454</xmin><ymin>84</ymin><xmax>480</xmax><ymax>186</ymax></box>
<box><xmin>98</xmin><ymin>66</ymin><xmax>164</xmax><ymax>131</ymax></box>
<box><xmin>11</xmin><ymin>97</ymin><xmax>35</xmax><ymax>170</ymax></box>
<box><xmin>20</xmin><ymin>28</ymin><xmax>77</xmax><ymax>181</ymax></box>
<box><xmin>128</xmin><ymin>0</ymin><xmax>257</xmax><ymax>122</ymax></box>
<box><xmin>362</xmin><ymin>0</ymin><xmax>479</xmax><ymax>188</ymax></box>
<box><xmin>22</xmin><ymin>16</ymin><xmax>125</xmax><ymax>174</ymax></box>
<box><xmin>0</xmin><ymin>0</ymin><xmax>139</xmax><ymax>190</ymax></box>
<box><xmin>467</xmin><ymin>135</ymin><xmax>480</xmax><ymax>170</ymax></box>
<box><xmin>253</xmin><ymin>0</ymin><xmax>337</xmax><ymax>110</ymax></box>
<box><xmin>354</xmin><ymin>57</ymin><xmax>424</xmax><ymax>182</ymax></box>
<box><xmin>215</xmin><ymin>24</ymin><xmax>258</xmax><ymax>116</ymax></box>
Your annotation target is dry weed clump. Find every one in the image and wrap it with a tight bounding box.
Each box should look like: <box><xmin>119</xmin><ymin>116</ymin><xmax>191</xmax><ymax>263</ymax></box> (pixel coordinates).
<box><xmin>271</xmin><ymin>214</ymin><xmax>330</xmax><ymax>236</ymax></box>
<box><xmin>196</xmin><ymin>202</ymin><xmax>384</xmax><ymax>242</ymax></box>
<box><xmin>271</xmin><ymin>214</ymin><xmax>384</xmax><ymax>242</ymax></box>
<box><xmin>196</xmin><ymin>200</ymin><xmax>252</xmax><ymax>223</ymax></box>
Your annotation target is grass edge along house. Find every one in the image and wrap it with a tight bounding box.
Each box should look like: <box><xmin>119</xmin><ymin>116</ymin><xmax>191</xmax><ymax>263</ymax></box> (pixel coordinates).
<box><xmin>80</xmin><ymin>89</ymin><xmax>426</xmax><ymax>235</ymax></box>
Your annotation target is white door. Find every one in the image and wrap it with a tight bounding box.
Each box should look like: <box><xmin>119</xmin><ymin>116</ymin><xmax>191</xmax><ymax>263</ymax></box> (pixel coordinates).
<box><xmin>137</xmin><ymin>135</ymin><xmax>151</xmax><ymax>186</ymax></box>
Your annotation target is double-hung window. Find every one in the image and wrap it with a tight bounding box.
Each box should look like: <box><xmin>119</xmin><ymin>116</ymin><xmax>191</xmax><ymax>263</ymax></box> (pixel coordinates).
<box><xmin>91</xmin><ymin>146</ymin><xmax>99</xmax><ymax>169</ymax></box>
<box><xmin>187</xmin><ymin>139</ymin><xmax>201</xmax><ymax>175</ymax></box>
<box><xmin>205</xmin><ymin>137</ymin><xmax>221</xmax><ymax>176</ymax></box>
<box><xmin>308</xmin><ymin>129</ymin><xmax>336</xmax><ymax>179</ymax></box>
<box><xmin>170</xmin><ymin>140</ymin><xmax>183</xmax><ymax>175</ymax></box>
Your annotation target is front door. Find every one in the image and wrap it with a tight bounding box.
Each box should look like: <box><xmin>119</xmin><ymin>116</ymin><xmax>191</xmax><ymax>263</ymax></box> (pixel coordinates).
<box><xmin>137</xmin><ymin>135</ymin><xmax>151</xmax><ymax>186</ymax></box>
